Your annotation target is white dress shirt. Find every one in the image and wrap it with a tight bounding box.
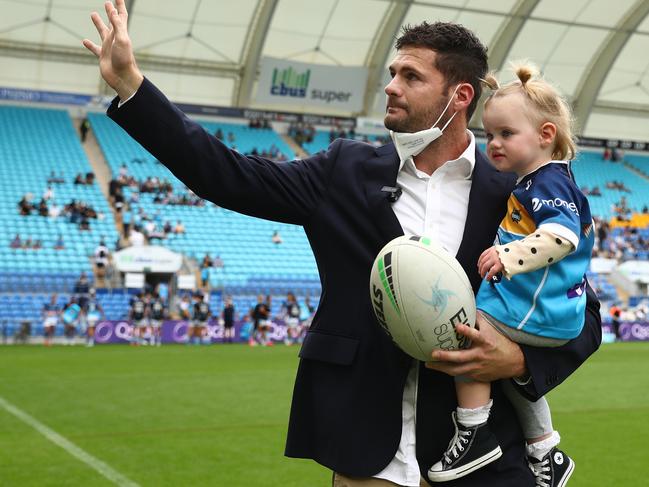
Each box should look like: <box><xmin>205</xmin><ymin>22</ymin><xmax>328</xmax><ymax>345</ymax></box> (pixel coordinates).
<box><xmin>374</xmin><ymin>131</ymin><xmax>476</xmax><ymax>486</ymax></box>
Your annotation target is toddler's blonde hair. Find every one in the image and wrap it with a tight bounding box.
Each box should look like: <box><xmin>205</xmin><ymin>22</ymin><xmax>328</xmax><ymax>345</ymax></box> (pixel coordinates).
<box><xmin>482</xmin><ymin>63</ymin><xmax>576</xmax><ymax>161</ymax></box>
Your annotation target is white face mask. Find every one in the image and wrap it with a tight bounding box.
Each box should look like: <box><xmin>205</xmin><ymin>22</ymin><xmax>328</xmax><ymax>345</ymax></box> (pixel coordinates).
<box><xmin>389</xmin><ymin>85</ymin><xmax>459</xmax><ymax>161</ymax></box>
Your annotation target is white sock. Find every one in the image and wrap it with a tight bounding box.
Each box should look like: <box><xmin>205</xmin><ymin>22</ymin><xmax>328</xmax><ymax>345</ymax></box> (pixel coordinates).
<box><xmin>527</xmin><ymin>430</ymin><xmax>561</xmax><ymax>460</ymax></box>
<box><xmin>457</xmin><ymin>399</ymin><xmax>493</xmax><ymax>427</ymax></box>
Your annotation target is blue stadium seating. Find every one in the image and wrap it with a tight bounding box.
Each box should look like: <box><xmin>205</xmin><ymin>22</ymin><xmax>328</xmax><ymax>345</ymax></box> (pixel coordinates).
<box><xmin>0</xmin><ymin>105</ymin><xmax>118</xmax><ymax>291</ymax></box>
<box><xmin>88</xmin><ymin>113</ymin><xmax>320</xmax><ymax>291</ymax></box>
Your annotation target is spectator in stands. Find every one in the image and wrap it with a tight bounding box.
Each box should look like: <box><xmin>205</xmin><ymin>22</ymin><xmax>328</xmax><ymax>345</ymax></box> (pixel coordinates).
<box><xmin>122</xmin><ymin>204</ymin><xmax>132</xmax><ymax>236</ymax></box>
<box><xmin>47</xmin><ymin>170</ymin><xmax>65</xmax><ymax>184</ymax></box>
<box><xmin>54</xmin><ymin>234</ymin><xmax>65</xmax><ymax>250</ymax></box>
<box><xmin>129</xmin><ymin>225</ymin><xmax>146</xmax><ymax>246</ymax></box>
<box><xmin>602</xmin><ymin>147</ymin><xmax>611</xmax><ymax>160</ymax></box>
<box><xmin>33</xmin><ymin>239</ymin><xmax>42</xmax><ymax>250</ymax></box>
<box><xmin>114</xmin><ymin>186</ymin><xmax>125</xmax><ymax>213</ymax></box>
<box><xmin>213</xmin><ymin>254</ymin><xmax>224</xmax><ymax>269</ymax></box>
<box><xmin>201</xmin><ymin>254</ymin><xmax>213</xmax><ymax>269</ymax></box>
<box><xmin>85</xmin><ymin>172</ymin><xmax>95</xmax><ymax>185</ymax></box>
<box><xmin>74</xmin><ymin>173</ymin><xmax>85</xmax><ymax>185</ymax></box>
<box><xmin>38</xmin><ymin>198</ymin><xmax>49</xmax><ymax>217</ymax></box>
<box><xmin>80</xmin><ymin>117</ymin><xmax>91</xmax><ymax>142</ymax></box>
<box><xmin>215</xmin><ymin>128</ymin><xmax>223</xmax><ymax>140</ymax></box>
<box><xmin>643</xmin><ymin>205</ymin><xmax>649</xmax><ymax>214</ymax></box>
<box><xmin>94</xmin><ymin>239</ymin><xmax>111</xmax><ymax>284</ymax></box>
<box><xmin>79</xmin><ymin>214</ymin><xmax>91</xmax><ymax>231</ymax></box>
<box><xmin>611</xmin><ymin>147</ymin><xmax>623</xmax><ymax>162</ymax></box>
<box><xmin>9</xmin><ymin>234</ymin><xmax>21</xmax><ymax>249</ymax></box>
<box><xmin>174</xmin><ymin>220</ymin><xmax>185</xmax><ymax>234</ymax></box>
<box><xmin>271</xmin><ymin>230</ymin><xmax>283</xmax><ymax>245</ymax></box>
<box><xmin>49</xmin><ymin>201</ymin><xmax>61</xmax><ymax>219</ymax></box>
<box><xmin>119</xmin><ymin>163</ymin><xmax>129</xmax><ymax>178</ymax></box>
<box><xmin>22</xmin><ymin>238</ymin><xmax>33</xmax><ymax>250</ymax></box>
<box><xmin>43</xmin><ymin>186</ymin><xmax>54</xmax><ymax>201</ymax></box>
<box><xmin>227</xmin><ymin>131</ymin><xmax>235</xmax><ymax>144</ymax></box>
<box><xmin>18</xmin><ymin>194</ymin><xmax>33</xmax><ymax>216</ymax></box>
<box><xmin>590</xmin><ymin>186</ymin><xmax>601</xmax><ymax>197</ymax></box>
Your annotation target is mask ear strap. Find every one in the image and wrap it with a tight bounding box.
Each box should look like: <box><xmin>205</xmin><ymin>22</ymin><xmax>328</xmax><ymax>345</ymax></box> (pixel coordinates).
<box><xmin>440</xmin><ymin>110</ymin><xmax>457</xmax><ymax>132</ymax></box>
<box><xmin>432</xmin><ymin>84</ymin><xmax>460</xmax><ymax>129</ymax></box>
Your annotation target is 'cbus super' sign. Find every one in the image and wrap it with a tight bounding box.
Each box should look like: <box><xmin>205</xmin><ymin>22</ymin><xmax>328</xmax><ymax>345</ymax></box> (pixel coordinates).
<box><xmin>257</xmin><ymin>57</ymin><xmax>368</xmax><ymax>111</ymax></box>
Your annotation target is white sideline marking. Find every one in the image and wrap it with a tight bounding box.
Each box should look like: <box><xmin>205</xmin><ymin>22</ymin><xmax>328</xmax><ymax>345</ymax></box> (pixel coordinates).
<box><xmin>0</xmin><ymin>395</ymin><xmax>140</xmax><ymax>487</ymax></box>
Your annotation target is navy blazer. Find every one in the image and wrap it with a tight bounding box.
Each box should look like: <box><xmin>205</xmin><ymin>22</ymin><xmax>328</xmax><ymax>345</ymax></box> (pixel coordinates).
<box><xmin>109</xmin><ymin>78</ymin><xmax>601</xmax><ymax>486</ymax></box>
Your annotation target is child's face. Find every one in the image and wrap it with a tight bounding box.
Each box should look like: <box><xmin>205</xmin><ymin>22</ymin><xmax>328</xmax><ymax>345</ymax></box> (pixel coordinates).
<box><xmin>482</xmin><ymin>93</ymin><xmax>550</xmax><ymax>176</ymax></box>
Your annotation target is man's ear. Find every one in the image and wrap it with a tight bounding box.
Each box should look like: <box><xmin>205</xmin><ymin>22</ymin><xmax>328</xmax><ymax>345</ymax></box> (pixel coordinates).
<box><xmin>454</xmin><ymin>83</ymin><xmax>475</xmax><ymax>113</ymax></box>
<box><xmin>539</xmin><ymin>122</ymin><xmax>557</xmax><ymax>148</ymax></box>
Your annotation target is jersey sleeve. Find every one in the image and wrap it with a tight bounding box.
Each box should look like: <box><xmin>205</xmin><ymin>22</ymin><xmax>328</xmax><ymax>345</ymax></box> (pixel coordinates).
<box><xmin>523</xmin><ymin>172</ymin><xmax>584</xmax><ymax>249</ymax></box>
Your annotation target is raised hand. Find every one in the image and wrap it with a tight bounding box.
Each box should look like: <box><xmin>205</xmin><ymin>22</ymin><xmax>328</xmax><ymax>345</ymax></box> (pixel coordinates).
<box><xmin>82</xmin><ymin>0</ymin><xmax>143</xmax><ymax>100</ymax></box>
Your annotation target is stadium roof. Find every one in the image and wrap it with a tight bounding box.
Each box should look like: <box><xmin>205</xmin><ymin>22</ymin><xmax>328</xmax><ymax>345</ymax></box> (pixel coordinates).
<box><xmin>3</xmin><ymin>0</ymin><xmax>649</xmax><ymax>139</ymax></box>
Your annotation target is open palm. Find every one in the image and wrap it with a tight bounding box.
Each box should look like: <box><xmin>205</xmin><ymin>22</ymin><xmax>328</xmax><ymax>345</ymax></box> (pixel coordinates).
<box><xmin>82</xmin><ymin>0</ymin><xmax>143</xmax><ymax>99</ymax></box>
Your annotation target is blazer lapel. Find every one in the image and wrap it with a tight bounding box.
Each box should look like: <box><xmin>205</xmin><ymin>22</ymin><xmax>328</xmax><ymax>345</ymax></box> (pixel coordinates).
<box><xmin>456</xmin><ymin>150</ymin><xmax>516</xmax><ymax>293</ymax></box>
<box><xmin>362</xmin><ymin>143</ymin><xmax>404</xmax><ymax>243</ymax></box>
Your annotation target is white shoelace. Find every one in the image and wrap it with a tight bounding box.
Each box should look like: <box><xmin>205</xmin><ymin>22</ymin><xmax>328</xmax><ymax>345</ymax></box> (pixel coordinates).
<box><xmin>530</xmin><ymin>458</ymin><xmax>551</xmax><ymax>487</ymax></box>
<box><xmin>442</xmin><ymin>428</ymin><xmax>472</xmax><ymax>465</ymax></box>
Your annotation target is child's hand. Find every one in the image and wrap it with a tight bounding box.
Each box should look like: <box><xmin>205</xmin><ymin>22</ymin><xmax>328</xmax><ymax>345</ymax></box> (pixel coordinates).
<box><xmin>478</xmin><ymin>246</ymin><xmax>504</xmax><ymax>282</ymax></box>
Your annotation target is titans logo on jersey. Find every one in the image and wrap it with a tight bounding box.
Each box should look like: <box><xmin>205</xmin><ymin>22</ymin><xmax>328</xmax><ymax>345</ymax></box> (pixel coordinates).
<box><xmin>477</xmin><ymin>162</ymin><xmax>594</xmax><ymax>340</ymax></box>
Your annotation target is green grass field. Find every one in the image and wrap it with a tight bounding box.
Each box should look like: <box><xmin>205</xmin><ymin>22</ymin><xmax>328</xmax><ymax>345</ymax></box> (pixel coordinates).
<box><xmin>1</xmin><ymin>343</ymin><xmax>648</xmax><ymax>486</ymax></box>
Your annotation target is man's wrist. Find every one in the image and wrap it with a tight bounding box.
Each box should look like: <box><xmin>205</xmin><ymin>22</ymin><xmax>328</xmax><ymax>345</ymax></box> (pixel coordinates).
<box><xmin>115</xmin><ymin>71</ymin><xmax>144</xmax><ymax>102</ymax></box>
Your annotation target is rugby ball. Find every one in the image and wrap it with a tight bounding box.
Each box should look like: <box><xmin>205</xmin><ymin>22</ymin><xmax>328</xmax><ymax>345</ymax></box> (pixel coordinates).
<box><xmin>369</xmin><ymin>235</ymin><xmax>476</xmax><ymax>362</ymax></box>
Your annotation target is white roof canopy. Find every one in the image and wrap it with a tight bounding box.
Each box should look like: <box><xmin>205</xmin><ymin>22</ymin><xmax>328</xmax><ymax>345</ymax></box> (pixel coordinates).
<box><xmin>2</xmin><ymin>0</ymin><xmax>649</xmax><ymax>138</ymax></box>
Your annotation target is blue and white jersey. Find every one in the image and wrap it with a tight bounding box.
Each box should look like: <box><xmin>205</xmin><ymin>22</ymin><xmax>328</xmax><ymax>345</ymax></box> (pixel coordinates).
<box><xmin>86</xmin><ymin>300</ymin><xmax>102</xmax><ymax>324</ymax></box>
<box><xmin>62</xmin><ymin>303</ymin><xmax>81</xmax><ymax>325</ymax></box>
<box><xmin>477</xmin><ymin>161</ymin><xmax>594</xmax><ymax>340</ymax></box>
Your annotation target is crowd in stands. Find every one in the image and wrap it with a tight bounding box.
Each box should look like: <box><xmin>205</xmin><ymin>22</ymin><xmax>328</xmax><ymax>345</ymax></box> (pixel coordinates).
<box><xmin>288</xmin><ymin>122</ymin><xmax>316</xmax><ymax>146</ymax></box>
<box><xmin>109</xmin><ymin>171</ymin><xmax>205</xmax><ymax>209</ymax></box>
<box><xmin>592</xmin><ymin>215</ymin><xmax>649</xmax><ymax>260</ymax></box>
<box><xmin>248</xmin><ymin>118</ymin><xmax>271</xmax><ymax>130</ymax></box>
<box><xmin>9</xmin><ymin>234</ymin><xmax>43</xmax><ymax>250</ymax></box>
<box><xmin>9</xmin><ymin>233</ymin><xmax>69</xmax><ymax>251</ymax></box>
<box><xmin>74</xmin><ymin>172</ymin><xmax>95</xmax><ymax>185</ymax></box>
<box><xmin>603</xmin><ymin>147</ymin><xmax>624</xmax><ymax>162</ymax></box>
<box><xmin>580</xmin><ymin>185</ymin><xmax>602</xmax><ymax>197</ymax></box>
<box><xmin>249</xmin><ymin>145</ymin><xmax>288</xmax><ymax>161</ymax></box>
<box><xmin>605</xmin><ymin>180</ymin><xmax>632</xmax><ymax>193</ymax></box>
<box><xmin>17</xmin><ymin>193</ymin><xmax>101</xmax><ymax>231</ymax></box>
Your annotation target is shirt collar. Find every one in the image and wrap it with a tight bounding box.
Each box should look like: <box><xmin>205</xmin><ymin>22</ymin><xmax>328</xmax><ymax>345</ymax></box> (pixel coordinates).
<box><xmin>515</xmin><ymin>160</ymin><xmax>569</xmax><ymax>184</ymax></box>
<box><xmin>398</xmin><ymin>130</ymin><xmax>476</xmax><ymax>180</ymax></box>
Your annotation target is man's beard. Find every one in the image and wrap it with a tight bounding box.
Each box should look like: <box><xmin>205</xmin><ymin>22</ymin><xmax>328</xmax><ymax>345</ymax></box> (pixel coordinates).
<box><xmin>384</xmin><ymin>92</ymin><xmax>452</xmax><ymax>133</ymax></box>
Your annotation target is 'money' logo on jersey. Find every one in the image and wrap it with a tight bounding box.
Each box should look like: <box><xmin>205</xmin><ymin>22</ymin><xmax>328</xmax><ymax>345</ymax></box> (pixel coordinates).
<box><xmin>531</xmin><ymin>197</ymin><xmax>579</xmax><ymax>216</ymax></box>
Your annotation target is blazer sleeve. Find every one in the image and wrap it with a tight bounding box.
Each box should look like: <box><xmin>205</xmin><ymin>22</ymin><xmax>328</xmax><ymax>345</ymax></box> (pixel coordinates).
<box><xmin>107</xmin><ymin>77</ymin><xmax>338</xmax><ymax>226</ymax></box>
<box><xmin>515</xmin><ymin>280</ymin><xmax>601</xmax><ymax>400</ymax></box>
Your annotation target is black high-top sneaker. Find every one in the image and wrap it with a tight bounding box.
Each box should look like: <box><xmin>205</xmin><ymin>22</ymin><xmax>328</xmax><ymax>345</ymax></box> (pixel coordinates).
<box><xmin>529</xmin><ymin>447</ymin><xmax>575</xmax><ymax>487</ymax></box>
<box><xmin>427</xmin><ymin>412</ymin><xmax>502</xmax><ymax>482</ymax></box>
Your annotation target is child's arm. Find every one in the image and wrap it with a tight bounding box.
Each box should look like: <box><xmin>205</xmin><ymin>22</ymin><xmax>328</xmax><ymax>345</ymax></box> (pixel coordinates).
<box><xmin>490</xmin><ymin>228</ymin><xmax>573</xmax><ymax>279</ymax></box>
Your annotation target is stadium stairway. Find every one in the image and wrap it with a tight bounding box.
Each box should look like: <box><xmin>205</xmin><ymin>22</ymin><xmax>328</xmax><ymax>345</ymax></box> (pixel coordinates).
<box><xmin>279</xmin><ymin>133</ymin><xmax>308</xmax><ymax>159</ymax></box>
<box><xmin>76</xmin><ymin>118</ymin><xmax>113</xmax><ymax>201</ymax></box>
